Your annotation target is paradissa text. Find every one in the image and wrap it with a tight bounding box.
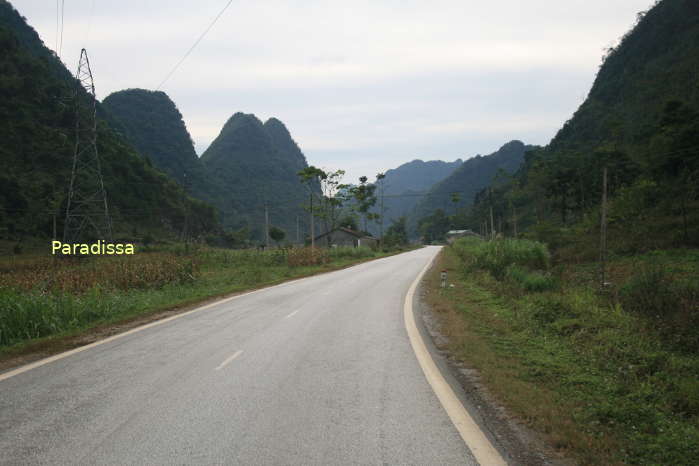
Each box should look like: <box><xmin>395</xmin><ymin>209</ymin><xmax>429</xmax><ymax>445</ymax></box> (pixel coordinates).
<box><xmin>52</xmin><ymin>240</ymin><xmax>135</xmax><ymax>255</ymax></box>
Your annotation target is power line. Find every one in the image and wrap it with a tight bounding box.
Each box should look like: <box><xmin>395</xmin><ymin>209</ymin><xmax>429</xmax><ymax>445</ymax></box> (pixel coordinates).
<box><xmin>58</xmin><ymin>0</ymin><xmax>65</xmax><ymax>59</ymax></box>
<box><xmin>156</xmin><ymin>0</ymin><xmax>234</xmax><ymax>90</ymax></box>
<box><xmin>55</xmin><ymin>0</ymin><xmax>59</xmax><ymax>54</ymax></box>
<box><xmin>84</xmin><ymin>0</ymin><xmax>96</xmax><ymax>48</ymax></box>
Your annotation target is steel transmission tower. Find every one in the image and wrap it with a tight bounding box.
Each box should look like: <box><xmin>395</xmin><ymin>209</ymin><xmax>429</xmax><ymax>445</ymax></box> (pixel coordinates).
<box><xmin>63</xmin><ymin>48</ymin><xmax>112</xmax><ymax>244</ymax></box>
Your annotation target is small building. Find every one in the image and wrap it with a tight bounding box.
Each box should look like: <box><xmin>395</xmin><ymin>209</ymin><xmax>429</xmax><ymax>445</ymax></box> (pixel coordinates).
<box><xmin>445</xmin><ymin>229</ymin><xmax>480</xmax><ymax>244</ymax></box>
<box><xmin>313</xmin><ymin>227</ymin><xmax>378</xmax><ymax>248</ymax></box>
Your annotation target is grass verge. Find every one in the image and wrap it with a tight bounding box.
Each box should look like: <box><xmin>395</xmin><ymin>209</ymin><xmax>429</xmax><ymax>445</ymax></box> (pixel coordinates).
<box><xmin>425</xmin><ymin>241</ymin><xmax>699</xmax><ymax>465</ymax></box>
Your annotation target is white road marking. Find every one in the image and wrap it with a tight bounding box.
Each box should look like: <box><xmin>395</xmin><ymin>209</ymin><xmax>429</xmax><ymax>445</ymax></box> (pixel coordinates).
<box><xmin>215</xmin><ymin>350</ymin><xmax>243</xmax><ymax>371</ymax></box>
<box><xmin>285</xmin><ymin>310</ymin><xmax>299</xmax><ymax>318</ymax></box>
<box><xmin>404</xmin><ymin>250</ymin><xmax>507</xmax><ymax>466</ymax></box>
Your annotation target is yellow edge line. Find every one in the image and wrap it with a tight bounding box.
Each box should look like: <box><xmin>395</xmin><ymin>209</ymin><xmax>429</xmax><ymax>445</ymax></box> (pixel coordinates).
<box><xmin>403</xmin><ymin>248</ymin><xmax>507</xmax><ymax>466</ymax></box>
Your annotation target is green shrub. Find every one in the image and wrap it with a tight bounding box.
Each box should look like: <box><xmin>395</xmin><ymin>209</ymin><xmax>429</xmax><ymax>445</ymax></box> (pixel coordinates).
<box><xmin>454</xmin><ymin>237</ymin><xmax>550</xmax><ymax>279</ymax></box>
<box><xmin>523</xmin><ymin>293</ymin><xmax>579</xmax><ymax>326</ymax></box>
<box><xmin>619</xmin><ymin>264</ymin><xmax>679</xmax><ymax>318</ymax></box>
<box><xmin>505</xmin><ymin>264</ymin><xmax>557</xmax><ymax>292</ymax></box>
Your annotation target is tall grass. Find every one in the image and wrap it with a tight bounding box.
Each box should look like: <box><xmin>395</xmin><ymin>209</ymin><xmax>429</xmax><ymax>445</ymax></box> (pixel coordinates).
<box><xmin>0</xmin><ymin>254</ymin><xmax>199</xmax><ymax>294</ymax></box>
<box><xmin>453</xmin><ymin>237</ymin><xmax>550</xmax><ymax>279</ymax></box>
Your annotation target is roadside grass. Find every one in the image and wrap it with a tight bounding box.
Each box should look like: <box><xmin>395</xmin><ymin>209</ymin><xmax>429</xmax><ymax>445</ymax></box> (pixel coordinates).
<box><xmin>0</xmin><ymin>245</ymin><xmax>410</xmax><ymax>355</ymax></box>
<box><xmin>425</xmin><ymin>239</ymin><xmax>699</xmax><ymax>465</ymax></box>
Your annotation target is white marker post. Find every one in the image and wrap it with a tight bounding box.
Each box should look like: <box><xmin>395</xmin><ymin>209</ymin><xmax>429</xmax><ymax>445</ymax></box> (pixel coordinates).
<box><xmin>440</xmin><ymin>270</ymin><xmax>447</xmax><ymax>288</ymax></box>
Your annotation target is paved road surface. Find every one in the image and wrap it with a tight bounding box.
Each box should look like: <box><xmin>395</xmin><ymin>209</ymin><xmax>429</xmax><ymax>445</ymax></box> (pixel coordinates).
<box><xmin>0</xmin><ymin>247</ymin><xmax>482</xmax><ymax>465</ymax></box>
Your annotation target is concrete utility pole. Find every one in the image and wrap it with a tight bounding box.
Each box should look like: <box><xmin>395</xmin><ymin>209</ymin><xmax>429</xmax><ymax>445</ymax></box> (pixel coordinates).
<box><xmin>296</xmin><ymin>215</ymin><xmax>300</xmax><ymax>244</ymax></box>
<box><xmin>63</xmin><ymin>48</ymin><xmax>112</xmax><ymax>245</ymax></box>
<box><xmin>599</xmin><ymin>166</ymin><xmax>608</xmax><ymax>288</ymax></box>
<box><xmin>310</xmin><ymin>195</ymin><xmax>315</xmax><ymax>249</ymax></box>
<box><xmin>181</xmin><ymin>171</ymin><xmax>190</xmax><ymax>245</ymax></box>
<box><xmin>265</xmin><ymin>204</ymin><xmax>270</xmax><ymax>249</ymax></box>
<box><xmin>489</xmin><ymin>207</ymin><xmax>495</xmax><ymax>240</ymax></box>
<box><xmin>513</xmin><ymin>205</ymin><xmax>518</xmax><ymax>237</ymax></box>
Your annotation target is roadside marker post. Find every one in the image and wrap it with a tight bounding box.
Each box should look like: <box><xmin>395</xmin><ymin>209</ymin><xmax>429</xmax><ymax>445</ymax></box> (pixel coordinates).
<box><xmin>440</xmin><ymin>270</ymin><xmax>447</xmax><ymax>288</ymax></box>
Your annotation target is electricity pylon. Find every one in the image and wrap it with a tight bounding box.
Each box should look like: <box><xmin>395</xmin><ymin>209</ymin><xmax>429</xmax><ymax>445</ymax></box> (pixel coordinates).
<box><xmin>63</xmin><ymin>48</ymin><xmax>112</xmax><ymax>244</ymax></box>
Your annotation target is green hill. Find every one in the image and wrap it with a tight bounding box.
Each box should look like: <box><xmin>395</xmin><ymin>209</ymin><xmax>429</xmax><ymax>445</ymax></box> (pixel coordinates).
<box><xmin>0</xmin><ymin>1</ymin><xmax>217</xmax><ymax>244</ymax></box>
<box><xmin>379</xmin><ymin>159</ymin><xmax>462</xmax><ymax>225</ymax></box>
<box><xmin>466</xmin><ymin>0</ymin><xmax>699</xmax><ymax>252</ymax></box>
<box><xmin>201</xmin><ymin>113</ymin><xmax>315</xmax><ymax>240</ymax></box>
<box><xmin>411</xmin><ymin>140</ymin><xmax>535</xmax><ymax>233</ymax></box>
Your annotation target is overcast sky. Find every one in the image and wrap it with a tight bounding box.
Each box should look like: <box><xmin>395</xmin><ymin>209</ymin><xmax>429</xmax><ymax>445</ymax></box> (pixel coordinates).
<box><xmin>17</xmin><ymin>0</ymin><xmax>652</xmax><ymax>183</ymax></box>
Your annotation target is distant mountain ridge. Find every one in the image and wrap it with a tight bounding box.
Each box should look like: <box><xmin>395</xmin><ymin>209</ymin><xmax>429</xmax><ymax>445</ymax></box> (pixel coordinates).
<box><xmin>411</xmin><ymin>140</ymin><xmax>536</xmax><ymax>232</ymax></box>
<box><xmin>372</xmin><ymin>159</ymin><xmax>461</xmax><ymax>233</ymax></box>
<box><xmin>102</xmin><ymin>87</ymin><xmax>317</xmax><ymax>241</ymax></box>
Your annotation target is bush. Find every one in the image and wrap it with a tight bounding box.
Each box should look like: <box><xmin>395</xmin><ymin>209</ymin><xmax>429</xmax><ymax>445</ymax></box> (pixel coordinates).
<box><xmin>505</xmin><ymin>264</ymin><xmax>557</xmax><ymax>292</ymax></box>
<box><xmin>454</xmin><ymin>237</ymin><xmax>550</xmax><ymax>279</ymax></box>
<box><xmin>620</xmin><ymin>264</ymin><xmax>699</xmax><ymax>352</ymax></box>
<box><xmin>619</xmin><ymin>264</ymin><xmax>679</xmax><ymax>318</ymax></box>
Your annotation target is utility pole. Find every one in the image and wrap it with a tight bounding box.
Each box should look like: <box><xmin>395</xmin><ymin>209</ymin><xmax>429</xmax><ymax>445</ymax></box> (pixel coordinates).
<box><xmin>265</xmin><ymin>204</ymin><xmax>270</xmax><ymax>249</ymax></box>
<box><xmin>296</xmin><ymin>215</ymin><xmax>300</xmax><ymax>244</ymax></box>
<box><xmin>489</xmin><ymin>207</ymin><xmax>495</xmax><ymax>240</ymax></box>
<box><xmin>181</xmin><ymin>171</ymin><xmax>190</xmax><ymax>246</ymax></box>
<box><xmin>377</xmin><ymin>173</ymin><xmax>386</xmax><ymax>248</ymax></box>
<box><xmin>513</xmin><ymin>205</ymin><xmax>518</xmax><ymax>238</ymax></box>
<box><xmin>599</xmin><ymin>166</ymin><xmax>608</xmax><ymax>288</ymax></box>
<box><xmin>310</xmin><ymin>194</ymin><xmax>315</xmax><ymax>248</ymax></box>
<box><xmin>63</xmin><ymin>48</ymin><xmax>112</xmax><ymax>245</ymax></box>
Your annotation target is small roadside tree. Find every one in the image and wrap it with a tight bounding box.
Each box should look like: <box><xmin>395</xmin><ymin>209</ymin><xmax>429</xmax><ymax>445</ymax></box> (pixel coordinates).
<box><xmin>269</xmin><ymin>226</ymin><xmax>285</xmax><ymax>245</ymax></box>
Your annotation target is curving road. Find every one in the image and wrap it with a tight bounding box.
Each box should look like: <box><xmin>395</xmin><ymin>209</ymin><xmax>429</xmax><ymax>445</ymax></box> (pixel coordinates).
<box><xmin>0</xmin><ymin>246</ymin><xmax>492</xmax><ymax>465</ymax></box>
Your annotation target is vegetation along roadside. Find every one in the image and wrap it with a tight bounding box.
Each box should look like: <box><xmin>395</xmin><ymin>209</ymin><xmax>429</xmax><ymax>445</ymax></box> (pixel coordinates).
<box><xmin>424</xmin><ymin>237</ymin><xmax>699</xmax><ymax>465</ymax></box>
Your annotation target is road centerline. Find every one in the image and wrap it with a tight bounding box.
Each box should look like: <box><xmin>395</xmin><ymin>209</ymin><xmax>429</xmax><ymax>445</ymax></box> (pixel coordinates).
<box><xmin>285</xmin><ymin>310</ymin><xmax>299</xmax><ymax>318</ymax></box>
<box><xmin>215</xmin><ymin>350</ymin><xmax>243</xmax><ymax>371</ymax></box>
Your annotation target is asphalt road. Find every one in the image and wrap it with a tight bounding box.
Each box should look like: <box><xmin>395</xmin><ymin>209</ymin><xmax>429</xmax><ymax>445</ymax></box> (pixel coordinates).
<box><xmin>0</xmin><ymin>246</ymin><xmax>483</xmax><ymax>465</ymax></box>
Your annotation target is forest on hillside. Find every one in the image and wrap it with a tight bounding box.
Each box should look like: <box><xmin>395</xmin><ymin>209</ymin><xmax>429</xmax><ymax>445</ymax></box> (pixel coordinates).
<box><xmin>0</xmin><ymin>2</ymin><xmax>217</xmax><ymax>245</ymax></box>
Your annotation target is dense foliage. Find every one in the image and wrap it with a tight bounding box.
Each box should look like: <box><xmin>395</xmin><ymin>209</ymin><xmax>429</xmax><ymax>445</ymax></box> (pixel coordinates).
<box><xmin>0</xmin><ymin>1</ymin><xmax>217</xmax><ymax>242</ymax></box>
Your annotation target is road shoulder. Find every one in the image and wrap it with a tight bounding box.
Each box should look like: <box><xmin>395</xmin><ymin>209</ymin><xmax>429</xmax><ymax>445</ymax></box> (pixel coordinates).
<box><xmin>416</xmin><ymin>249</ymin><xmax>573</xmax><ymax>466</ymax></box>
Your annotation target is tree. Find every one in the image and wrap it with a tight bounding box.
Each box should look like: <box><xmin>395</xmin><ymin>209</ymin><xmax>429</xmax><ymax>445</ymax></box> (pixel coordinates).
<box><xmin>418</xmin><ymin>209</ymin><xmax>450</xmax><ymax>243</ymax></box>
<box><xmin>269</xmin><ymin>226</ymin><xmax>285</xmax><ymax>245</ymax></box>
<box><xmin>297</xmin><ymin>166</ymin><xmax>349</xmax><ymax>245</ymax></box>
<box><xmin>349</xmin><ymin>176</ymin><xmax>377</xmax><ymax>232</ymax></box>
<box><xmin>338</xmin><ymin>214</ymin><xmax>359</xmax><ymax>231</ymax></box>
<box><xmin>383</xmin><ymin>216</ymin><xmax>408</xmax><ymax>248</ymax></box>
